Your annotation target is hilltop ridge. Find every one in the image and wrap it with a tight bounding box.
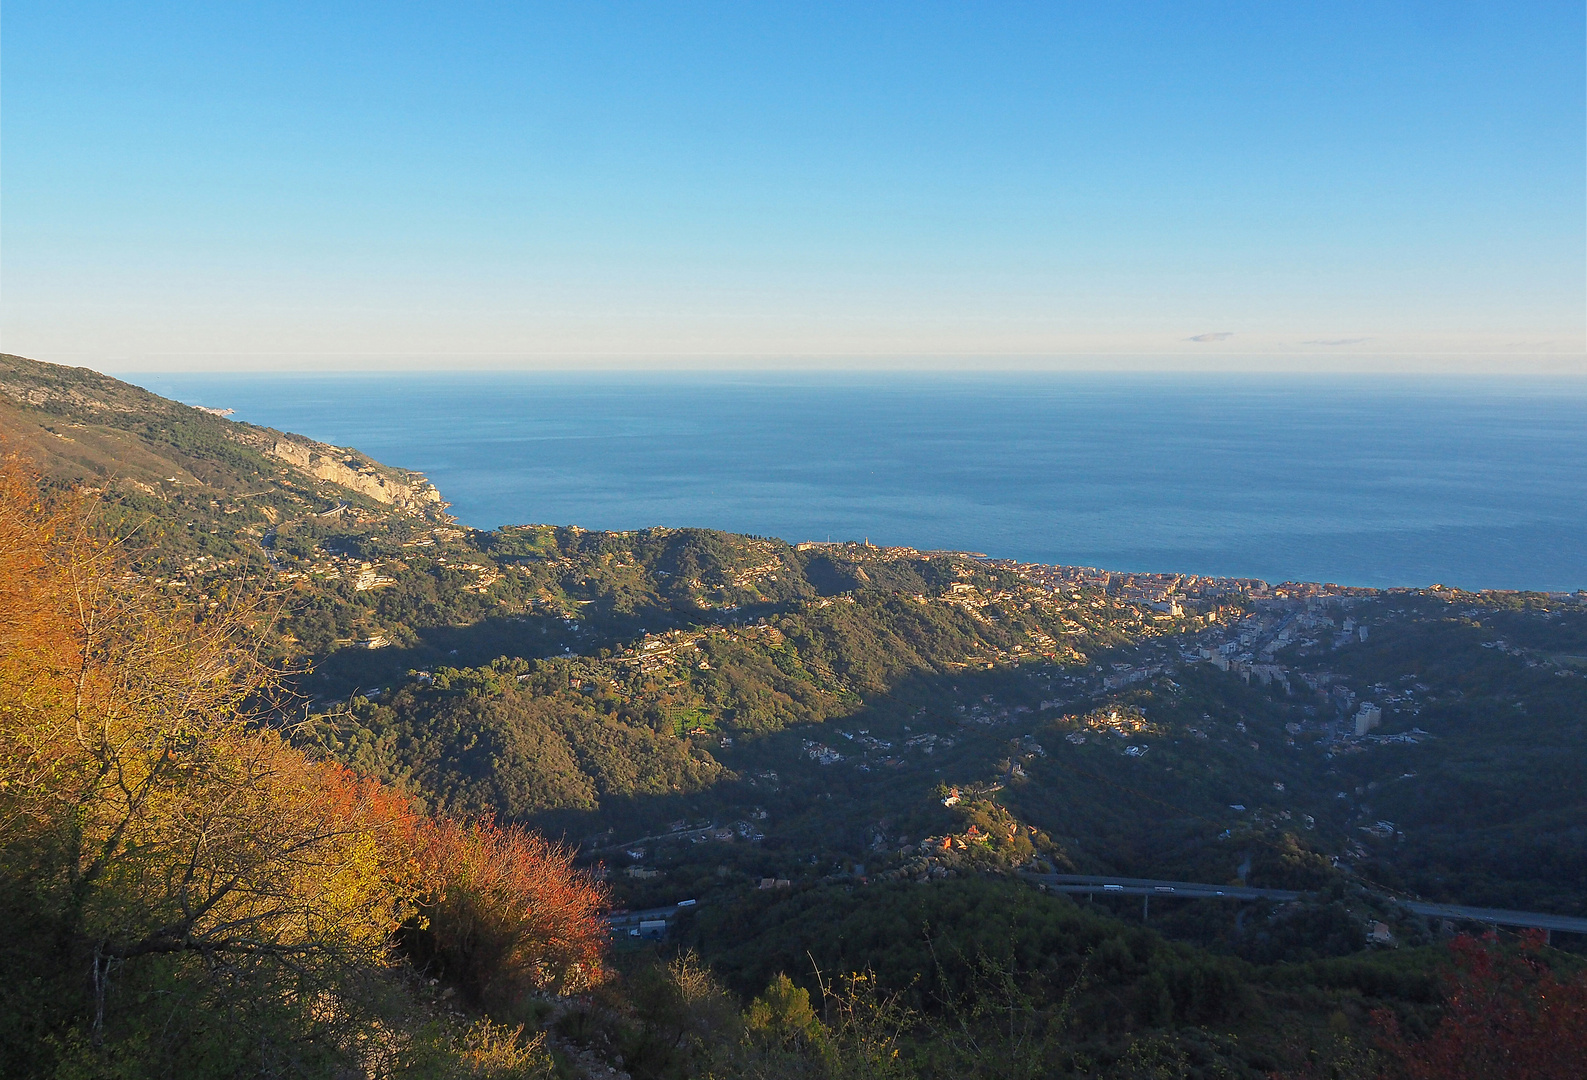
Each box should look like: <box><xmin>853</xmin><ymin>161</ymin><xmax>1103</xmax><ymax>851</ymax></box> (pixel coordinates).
<box><xmin>0</xmin><ymin>353</ymin><xmax>447</xmax><ymax>517</ymax></box>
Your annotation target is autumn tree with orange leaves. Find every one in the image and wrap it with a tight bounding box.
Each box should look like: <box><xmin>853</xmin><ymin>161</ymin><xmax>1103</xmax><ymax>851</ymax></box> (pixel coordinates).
<box><xmin>0</xmin><ymin>450</ymin><xmax>606</xmax><ymax>1079</ymax></box>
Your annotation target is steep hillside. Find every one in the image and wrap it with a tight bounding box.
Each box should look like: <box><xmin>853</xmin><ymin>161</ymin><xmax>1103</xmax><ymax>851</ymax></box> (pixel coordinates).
<box><xmin>0</xmin><ymin>352</ymin><xmax>447</xmax><ymax>516</ymax></box>
<box><xmin>7</xmin><ymin>356</ymin><xmax>1585</xmax><ymax>937</ymax></box>
<box><xmin>7</xmin><ymin>357</ymin><xmax>1587</xmax><ymax>1078</ymax></box>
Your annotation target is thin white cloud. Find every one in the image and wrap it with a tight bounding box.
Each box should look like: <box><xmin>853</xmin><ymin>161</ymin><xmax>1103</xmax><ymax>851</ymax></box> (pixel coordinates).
<box><xmin>1188</xmin><ymin>332</ymin><xmax>1234</xmax><ymax>342</ymax></box>
<box><xmin>1302</xmin><ymin>337</ymin><xmax>1370</xmax><ymax>346</ymax></box>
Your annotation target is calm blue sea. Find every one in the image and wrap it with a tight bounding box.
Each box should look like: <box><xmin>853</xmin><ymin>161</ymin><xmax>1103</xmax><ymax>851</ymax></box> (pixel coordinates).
<box><xmin>129</xmin><ymin>372</ymin><xmax>1587</xmax><ymax>592</ymax></box>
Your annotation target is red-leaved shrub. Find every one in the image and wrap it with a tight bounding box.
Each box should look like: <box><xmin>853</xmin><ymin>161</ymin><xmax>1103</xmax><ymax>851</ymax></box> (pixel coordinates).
<box><xmin>1374</xmin><ymin>930</ymin><xmax>1587</xmax><ymax>1080</ymax></box>
<box><xmin>409</xmin><ymin>818</ymin><xmax>609</xmax><ymax>1007</ymax></box>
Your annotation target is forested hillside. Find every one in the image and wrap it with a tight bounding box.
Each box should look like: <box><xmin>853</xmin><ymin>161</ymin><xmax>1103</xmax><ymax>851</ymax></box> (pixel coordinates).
<box><xmin>4</xmin><ymin>355</ymin><xmax>1586</xmax><ymax>1079</ymax></box>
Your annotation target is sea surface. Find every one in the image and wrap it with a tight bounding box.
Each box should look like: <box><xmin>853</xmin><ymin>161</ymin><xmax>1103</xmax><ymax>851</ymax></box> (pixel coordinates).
<box><xmin>130</xmin><ymin>372</ymin><xmax>1587</xmax><ymax>592</ymax></box>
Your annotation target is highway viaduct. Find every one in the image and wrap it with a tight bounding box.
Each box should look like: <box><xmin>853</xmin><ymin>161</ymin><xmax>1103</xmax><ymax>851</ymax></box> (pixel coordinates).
<box><xmin>1022</xmin><ymin>873</ymin><xmax>1587</xmax><ymax>943</ymax></box>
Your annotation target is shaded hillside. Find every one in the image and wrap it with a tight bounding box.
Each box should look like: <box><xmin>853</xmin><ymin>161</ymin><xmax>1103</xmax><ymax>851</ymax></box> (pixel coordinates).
<box><xmin>7</xmin><ymin>356</ymin><xmax>1585</xmax><ymax>940</ymax></box>
<box><xmin>7</xmin><ymin>358</ymin><xmax>1587</xmax><ymax>1080</ymax></box>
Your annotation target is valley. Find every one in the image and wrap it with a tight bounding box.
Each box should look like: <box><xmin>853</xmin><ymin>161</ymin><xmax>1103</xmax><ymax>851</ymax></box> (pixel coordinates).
<box><xmin>5</xmin><ymin>352</ymin><xmax>1585</xmax><ymax>1079</ymax></box>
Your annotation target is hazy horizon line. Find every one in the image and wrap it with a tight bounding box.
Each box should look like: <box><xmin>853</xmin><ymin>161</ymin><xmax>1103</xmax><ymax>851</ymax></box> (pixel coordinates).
<box><xmin>33</xmin><ymin>352</ymin><xmax>1587</xmax><ymax>378</ymax></box>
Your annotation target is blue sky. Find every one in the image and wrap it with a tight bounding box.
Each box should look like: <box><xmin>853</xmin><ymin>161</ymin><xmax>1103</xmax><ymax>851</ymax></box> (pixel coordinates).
<box><xmin>3</xmin><ymin>2</ymin><xmax>1582</xmax><ymax>371</ymax></box>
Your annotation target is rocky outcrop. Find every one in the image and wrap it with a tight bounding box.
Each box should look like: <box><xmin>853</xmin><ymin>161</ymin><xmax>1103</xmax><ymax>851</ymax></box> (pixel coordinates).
<box><xmin>229</xmin><ymin>428</ymin><xmax>445</xmax><ymax>512</ymax></box>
